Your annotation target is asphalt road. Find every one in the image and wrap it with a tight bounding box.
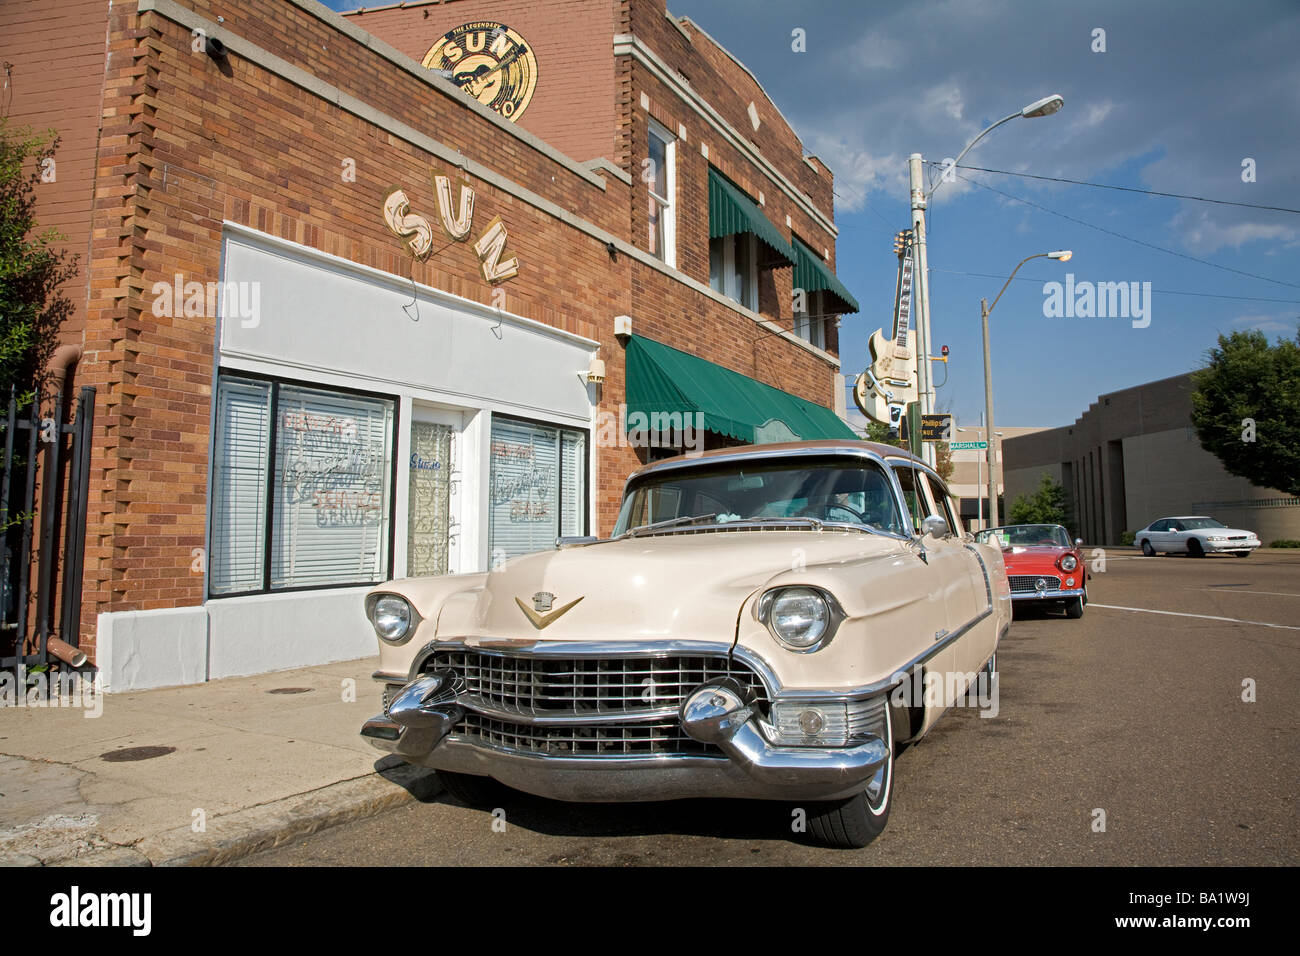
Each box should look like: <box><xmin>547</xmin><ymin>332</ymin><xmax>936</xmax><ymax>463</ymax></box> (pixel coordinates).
<box><xmin>240</xmin><ymin>548</ymin><xmax>1299</xmax><ymax>866</ymax></box>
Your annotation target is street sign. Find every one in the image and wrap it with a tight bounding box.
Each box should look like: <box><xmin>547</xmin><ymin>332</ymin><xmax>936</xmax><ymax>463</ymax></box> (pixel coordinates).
<box><xmin>949</xmin><ymin>440</ymin><xmax>987</xmax><ymax>450</ymax></box>
<box><xmin>919</xmin><ymin>413</ymin><xmax>952</xmax><ymax>442</ymax></box>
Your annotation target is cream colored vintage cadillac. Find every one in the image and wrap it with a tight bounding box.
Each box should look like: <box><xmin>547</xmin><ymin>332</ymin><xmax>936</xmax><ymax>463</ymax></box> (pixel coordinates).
<box><xmin>361</xmin><ymin>440</ymin><xmax>1011</xmax><ymax>847</ymax></box>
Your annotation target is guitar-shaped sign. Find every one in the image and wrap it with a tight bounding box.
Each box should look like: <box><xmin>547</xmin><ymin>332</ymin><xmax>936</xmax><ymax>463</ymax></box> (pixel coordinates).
<box><xmin>855</xmin><ymin>231</ymin><xmax>918</xmax><ymax>427</ymax></box>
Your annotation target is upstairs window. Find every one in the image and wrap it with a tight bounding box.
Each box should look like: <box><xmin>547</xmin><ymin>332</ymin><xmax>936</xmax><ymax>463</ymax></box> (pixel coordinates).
<box><xmin>792</xmin><ymin>289</ymin><xmax>828</xmax><ymax>350</ymax></box>
<box><xmin>646</xmin><ymin>119</ymin><xmax>676</xmax><ymax>266</ymax></box>
<box><xmin>709</xmin><ymin>233</ymin><xmax>758</xmax><ymax>312</ymax></box>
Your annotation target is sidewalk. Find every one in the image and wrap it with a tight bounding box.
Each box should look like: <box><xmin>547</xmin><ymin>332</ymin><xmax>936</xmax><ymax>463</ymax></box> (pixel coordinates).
<box><xmin>0</xmin><ymin>658</ymin><xmax>438</xmax><ymax>866</ymax></box>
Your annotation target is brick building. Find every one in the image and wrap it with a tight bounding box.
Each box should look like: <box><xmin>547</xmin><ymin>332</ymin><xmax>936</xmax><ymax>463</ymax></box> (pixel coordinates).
<box><xmin>2</xmin><ymin>0</ymin><xmax>859</xmax><ymax>688</ymax></box>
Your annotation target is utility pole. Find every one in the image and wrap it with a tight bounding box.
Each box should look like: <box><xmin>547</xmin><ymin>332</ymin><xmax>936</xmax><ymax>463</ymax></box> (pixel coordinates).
<box><xmin>981</xmin><ymin>297</ymin><xmax>999</xmax><ymax>527</ymax></box>
<box><xmin>908</xmin><ymin>154</ymin><xmax>934</xmax><ymax>467</ymax></box>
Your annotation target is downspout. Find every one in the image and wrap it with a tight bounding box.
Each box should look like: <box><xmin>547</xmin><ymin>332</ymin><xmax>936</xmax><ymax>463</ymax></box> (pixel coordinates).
<box><xmin>50</xmin><ymin>344</ymin><xmax>83</xmax><ymax>406</ymax></box>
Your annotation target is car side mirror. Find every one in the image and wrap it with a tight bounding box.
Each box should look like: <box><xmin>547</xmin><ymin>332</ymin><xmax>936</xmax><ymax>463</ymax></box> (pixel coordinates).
<box><xmin>1075</xmin><ymin>538</ymin><xmax>1083</xmax><ymax>548</ymax></box>
<box><xmin>921</xmin><ymin>514</ymin><xmax>949</xmax><ymax>539</ymax></box>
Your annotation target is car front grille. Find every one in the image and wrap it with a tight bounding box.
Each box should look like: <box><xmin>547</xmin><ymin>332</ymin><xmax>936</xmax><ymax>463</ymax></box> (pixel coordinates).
<box><xmin>456</xmin><ymin>712</ymin><xmax>719</xmax><ymax>757</ymax></box>
<box><xmin>1008</xmin><ymin>574</ymin><xmax>1063</xmax><ymax>593</ymax></box>
<box><xmin>427</xmin><ymin>649</ymin><xmax>768</xmax><ymax>716</ymax></box>
<box><xmin>422</xmin><ymin>648</ymin><xmax>770</xmax><ymax>758</ymax></box>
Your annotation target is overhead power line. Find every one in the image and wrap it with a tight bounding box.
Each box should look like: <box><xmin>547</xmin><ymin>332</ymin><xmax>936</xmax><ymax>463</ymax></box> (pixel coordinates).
<box><xmin>925</xmin><ymin>161</ymin><xmax>1300</xmax><ymax>215</ymax></box>
<box><xmin>948</xmin><ymin>170</ymin><xmax>1300</xmax><ymax>291</ymax></box>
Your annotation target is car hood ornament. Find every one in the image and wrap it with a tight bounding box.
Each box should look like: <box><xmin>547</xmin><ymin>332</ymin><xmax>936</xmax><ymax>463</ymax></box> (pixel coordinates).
<box><xmin>516</xmin><ymin>592</ymin><xmax>583</xmax><ymax>629</ymax></box>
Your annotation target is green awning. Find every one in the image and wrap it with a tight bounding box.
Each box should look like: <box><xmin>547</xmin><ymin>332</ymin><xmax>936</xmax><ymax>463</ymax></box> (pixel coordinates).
<box><xmin>792</xmin><ymin>237</ymin><xmax>860</xmax><ymax>314</ymax></box>
<box><xmin>625</xmin><ymin>335</ymin><xmax>858</xmax><ymax>444</ymax></box>
<box><xmin>708</xmin><ymin>167</ymin><xmax>796</xmax><ymax>267</ymax></box>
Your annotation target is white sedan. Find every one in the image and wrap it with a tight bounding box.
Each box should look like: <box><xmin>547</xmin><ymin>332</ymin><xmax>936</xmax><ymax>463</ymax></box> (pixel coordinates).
<box><xmin>1135</xmin><ymin>516</ymin><xmax>1261</xmax><ymax>558</ymax></box>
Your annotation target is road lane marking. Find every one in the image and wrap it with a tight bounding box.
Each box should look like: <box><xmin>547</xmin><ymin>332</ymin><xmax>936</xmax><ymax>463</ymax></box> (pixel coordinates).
<box><xmin>1090</xmin><ymin>603</ymin><xmax>1300</xmax><ymax>631</ymax></box>
<box><xmin>1186</xmin><ymin>588</ymin><xmax>1300</xmax><ymax>598</ymax></box>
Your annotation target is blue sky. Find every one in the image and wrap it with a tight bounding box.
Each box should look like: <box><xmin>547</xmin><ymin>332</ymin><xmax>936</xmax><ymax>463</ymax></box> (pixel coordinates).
<box><xmin>326</xmin><ymin>0</ymin><xmax>1300</xmax><ymax>428</ymax></box>
<box><xmin>666</xmin><ymin>0</ymin><xmax>1300</xmax><ymax>428</ymax></box>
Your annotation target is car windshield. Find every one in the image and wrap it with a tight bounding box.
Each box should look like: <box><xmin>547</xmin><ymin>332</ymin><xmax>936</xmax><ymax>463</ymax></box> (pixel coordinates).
<box><xmin>1174</xmin><ymin>517</ymin><xmax>1226</xmax><ymax>530</ymax></box>
<box><xmin>975</xmin><ymin>524</ymin><xmax>1071</xmax><ymax>548</ymax></box>
<box><xmin>613</xmin><ymin>457</ymin><xmax>907</xmax><ymax>537</ymax></box>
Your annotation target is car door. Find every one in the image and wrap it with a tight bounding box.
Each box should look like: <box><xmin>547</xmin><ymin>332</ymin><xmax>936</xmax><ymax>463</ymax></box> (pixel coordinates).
<box><xmin>1166</xmin><ymin>519</ymin><xmax>1188</xmax><ymax>552</ymax></box>
<box><xmin>916</xmin><ymin>470</ymin><xmax>993</xmax><ymax>683</ymax></box>
<box><xmin>1145</xmin><ymin>519</ymin><xmax>1168</xmax><ymax>551</ymax></box>
<box><xmin>889</xmin><ymin>462</ymin><xmax>981</xmax><ymax>712</ymax></box>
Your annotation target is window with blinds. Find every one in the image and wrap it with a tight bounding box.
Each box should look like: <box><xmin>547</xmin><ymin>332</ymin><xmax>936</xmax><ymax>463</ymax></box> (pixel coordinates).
<box><xmin>488</xmin><ymin>417</ymin><xmax>587</xmax><ymax>559</ymax></box>
<box><xmin>210</xmin><ymin>378</ymin><xmax>271</xmax><ymax>594</ymax></box>
<box><xmin>209</xmin><ymin>374</ymin><xmax>395</xmax><ymax>595</ymax></box>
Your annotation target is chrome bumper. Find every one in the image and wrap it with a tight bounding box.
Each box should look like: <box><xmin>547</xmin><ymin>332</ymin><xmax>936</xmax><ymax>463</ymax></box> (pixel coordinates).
<box><xmin>1010</xmin><ymin>587</ymin><xmax>1085</xmax><ymax>602</ymax></box>
<box><xmin>1204</xmin><ymin>540</ymin><xmax>1260</xmax><ymax>552</ymax></box>
<box><xmin>360</xmin><ymin>673</ymin><xmax>889</xmax><ymax>803</ymax></box>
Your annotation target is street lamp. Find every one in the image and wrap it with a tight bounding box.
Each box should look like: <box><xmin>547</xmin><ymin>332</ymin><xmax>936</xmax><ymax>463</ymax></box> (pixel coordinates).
<box><xmin>909</xmin><ymin>94</ymin><xmax>1064</xmax><ymax>468</ymax></box>
<box><xmin>981</xmin><ymin>250</ymin><xmax>1072</xmax><ymax>527</ymax></box>
<box><xmin>956</xmin><ymin>421</ymin><xmax>1002</xmax><ymax>529</ymax></box>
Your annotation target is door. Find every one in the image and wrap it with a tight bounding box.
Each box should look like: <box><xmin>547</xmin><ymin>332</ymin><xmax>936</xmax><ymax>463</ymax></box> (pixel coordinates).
<box><xmin>892</xmin><ymin>462</ymin><xmax>979</xmax><ymax>715</ymax></box>
<box><xmin>406</xmin><ymin>408</ymin><xmax>462</xmax><ymax>577</ymax></box>
<box><xmin>916</xmin><ymin>469</ymin><xmax>992</xmax><ymax>684</ymax></box>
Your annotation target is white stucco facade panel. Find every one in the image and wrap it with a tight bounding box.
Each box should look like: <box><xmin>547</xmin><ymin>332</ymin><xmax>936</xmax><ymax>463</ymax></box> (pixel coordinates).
<box><xmin>219</xmin><ymin>226</ymin><xmax>596</xmax><ymax>425</ymax></box>
<box><xmin>97</xmin><ymin>607</ymin><xmax>209</xmax><ymax>693</ymax></box>
<box><xmin>205</xmin><ymin>588</ymin><xmax>374</xmax><ymax>681</ymax></box>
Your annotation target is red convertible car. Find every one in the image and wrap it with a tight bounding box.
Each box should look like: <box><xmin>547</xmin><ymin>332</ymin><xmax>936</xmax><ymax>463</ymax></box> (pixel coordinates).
<box><xmin>974</xmin><ymin>523</ymin><xmax>1087</xmax><ymax>618</ymax></box>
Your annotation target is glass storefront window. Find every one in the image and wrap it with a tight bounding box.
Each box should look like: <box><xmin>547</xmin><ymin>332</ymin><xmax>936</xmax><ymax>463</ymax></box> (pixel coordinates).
<box><xmin>210</xmin><ymin>374</ymin><xmax>395</xmax><ymax>595</ymax></box>
<box><xmin>488</xmin><ymin>417</ymin><xmax>587</xmax><ymax>560</ymax></box>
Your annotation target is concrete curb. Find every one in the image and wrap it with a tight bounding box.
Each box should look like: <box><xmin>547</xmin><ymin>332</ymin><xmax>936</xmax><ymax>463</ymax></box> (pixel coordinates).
<box><xmin>75</xmin><ymin>763</ymin><xmax>441</xmax><ymax>867</ymax></box>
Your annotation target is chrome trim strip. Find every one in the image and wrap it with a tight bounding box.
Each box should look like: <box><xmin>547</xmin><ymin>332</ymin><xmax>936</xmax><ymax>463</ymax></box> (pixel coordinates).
<box><xmin>963</xmin><ymin>543</ymin><xmax>994</xmax><ymax>610</ymax></box>
<box><xmin>458</xmin><ymin>698</ymin><xmax>684</xmax><ymax>726</ymax></box>
<box><xmin>1010</xmin><ymin>588</ymin><xmax>1086</xmax><ymax>601</ymax></box>
<box><xmin>372</xmin><ymin>670</ymin><xmax>408</xmax><ymax>683</ymax></box>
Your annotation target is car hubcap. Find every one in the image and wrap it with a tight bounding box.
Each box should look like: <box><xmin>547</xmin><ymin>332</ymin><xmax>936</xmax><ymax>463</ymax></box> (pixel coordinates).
<box><xmin>864</xmin><ymin>705</ymin><xmax>893</xmax><ymax>814</ymax></box>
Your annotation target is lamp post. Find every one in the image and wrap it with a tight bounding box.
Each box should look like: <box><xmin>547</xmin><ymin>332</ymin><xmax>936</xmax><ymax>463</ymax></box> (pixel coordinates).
<box><xmin>957</xmin><ymin>419</ymin><xmax>1002</xmax><ymax>529</ymax></box>
<box><xmin>981</xmin><ymin>250</ymin><xmax>1072</xmax><ymax>527</ymax></box>
<box><xmin>908</xmin><ymin>94</ymin><xmax>1064</xmax><ymax>468</ymax></box>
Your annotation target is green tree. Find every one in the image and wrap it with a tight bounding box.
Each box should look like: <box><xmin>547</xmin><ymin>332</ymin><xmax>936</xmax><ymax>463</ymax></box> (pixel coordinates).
<box><xmin>1008</xmin><ymin>472</ymin><xmax>1070</xmax><ymax>527</ymax></box>
<box><xmin>0</xmin><ymin>119</ymin><xmax>77</xmax><ymax>402</ymax></box>
<box><xmin>863</xmin><ymin>418</ymin><xmax>907</xmax><ymax>449</ymax></box>
<box><xmin>1190</xmin><ymin>326</ymin><xmax>1300</xmax><ymax>496</ymax></box>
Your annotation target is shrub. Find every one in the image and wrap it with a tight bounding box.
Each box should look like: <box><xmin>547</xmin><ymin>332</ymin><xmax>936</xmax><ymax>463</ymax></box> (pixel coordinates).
<box><xmin>1119</xmin><ymin>531</ymin><xmax>1136</xmax><ymax>546</ymax></box>
<box><xmin>1269</xmin><ymin>539</ymin><xmax>1300</xmax><ymax>548</ymax></box>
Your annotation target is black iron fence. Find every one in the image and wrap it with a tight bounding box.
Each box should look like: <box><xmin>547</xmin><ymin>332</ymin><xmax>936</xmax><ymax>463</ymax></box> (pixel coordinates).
<box><xmin>1</xmin><ymin>386</ymin><xmax>95</xmax><ymax>672</ymax></box>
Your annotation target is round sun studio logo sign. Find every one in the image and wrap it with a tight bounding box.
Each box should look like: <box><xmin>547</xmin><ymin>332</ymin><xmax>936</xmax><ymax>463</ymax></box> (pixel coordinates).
<box><xmin>423</xmin><ymin>22</ymin><xmax>539</xmax><ymax>121</ymax></box>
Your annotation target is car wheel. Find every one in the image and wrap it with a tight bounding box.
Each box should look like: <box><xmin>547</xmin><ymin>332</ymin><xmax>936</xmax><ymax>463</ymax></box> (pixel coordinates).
<box><xmin>438</xmin><ymin>771</ymin><xmax>508</xmax><ymax>808</ymax></box>
<box><xmin>805</xmin><ymin>707</ymin><xmax>894</xmax><ymax>849</ymax></box>
<box><xmin>1065</xmin><ymin>595</ymin><xmax>1084</xmax><ymax>619</ymax></box>
<box><xmin>1140</xmin><ymin>539</ymin><xmax>1155</xmax><ymax>557</ymax></box>
<box><xmin>1233</xmin><ymin>550</ymin><xmax>1251</xmax><ymax>558</ymax></box>
<box><xmin>1187</xmin><ymin>538</ymin><xmax>1205</xmax><ymax>558</ymax></box>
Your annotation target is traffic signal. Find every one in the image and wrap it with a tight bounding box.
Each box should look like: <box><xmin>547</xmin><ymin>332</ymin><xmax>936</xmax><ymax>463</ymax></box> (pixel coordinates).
<box><xmin>893</xmin><ymin>230</ymin><xmax>912</xmax><ymax>255</ymax></box>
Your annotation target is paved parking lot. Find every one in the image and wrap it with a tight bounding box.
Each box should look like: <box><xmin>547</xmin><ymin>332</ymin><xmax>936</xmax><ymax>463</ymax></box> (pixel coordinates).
<box><xmin>241</xmin><ymin>549</ymin><xmax>1299</xmax><ymax>866</ymax></box>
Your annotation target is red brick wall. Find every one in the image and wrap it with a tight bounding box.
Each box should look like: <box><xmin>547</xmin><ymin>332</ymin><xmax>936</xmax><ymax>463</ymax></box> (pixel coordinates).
<box><xmin>0</xmin><ymin>0</ymin><xmax>113</xmax><ymax>346</ymax></box>
<box><xmin>345</xmin><ymin>0</ymin><xmax>618</xmax><ymax>168</ymax></box>
<box><xmin>11</xmin><ymin>0</ymin><xmax>847</xmax><ymax>661</ymax></box>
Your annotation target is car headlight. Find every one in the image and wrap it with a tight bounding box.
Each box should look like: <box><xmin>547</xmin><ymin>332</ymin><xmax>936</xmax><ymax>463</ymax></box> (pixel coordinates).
<box><xmin>757</xmin><ymin>587</ymin><xmax>839</xmax><ymax>651</ymax></box>
<box><xmin>1207</xmin><ymin>535</ymin><xmax>1226</xmax><ymax>542</ymax></box>
<box><xmin>369</xmin><ymin>594</ymin><xmax>415</xmax><ymax>644</ymax></box>
<box><xmin>1059</xmin><ymin>554</ymin><xmax>1078</xmax><ymax>572</ymax></box>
